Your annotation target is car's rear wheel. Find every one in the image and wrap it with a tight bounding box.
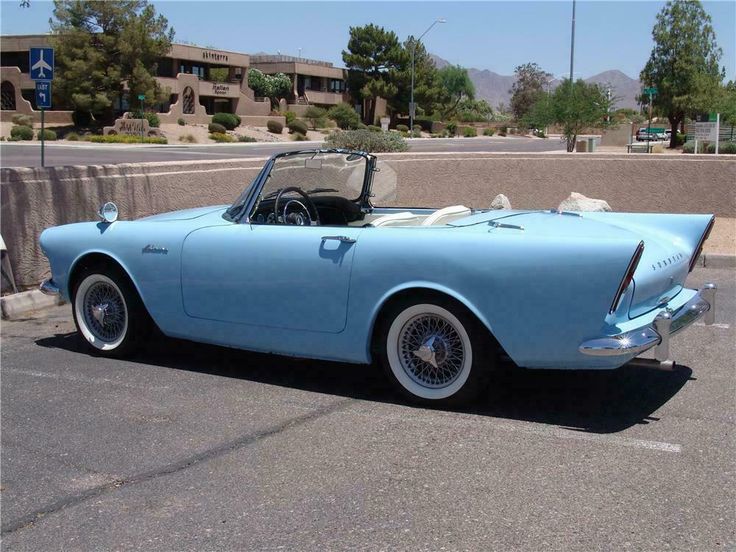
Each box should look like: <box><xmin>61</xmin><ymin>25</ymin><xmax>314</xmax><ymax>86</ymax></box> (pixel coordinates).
<box><xmin>378</xmin><ymin>293</ymin><xmax>494</xmax><ymax>406</ymax></box>
<box><xmin>72</xmin><ymin>264</ymin><xmax>149</xmax><ymax>357</ymax></box>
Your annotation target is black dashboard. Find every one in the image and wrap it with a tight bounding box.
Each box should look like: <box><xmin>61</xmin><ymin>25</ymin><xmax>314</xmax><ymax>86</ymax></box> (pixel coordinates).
<box><xmin>252</xmin><ymin>195</ymin><xmax>365</xmax><ymax>226</ymax></box>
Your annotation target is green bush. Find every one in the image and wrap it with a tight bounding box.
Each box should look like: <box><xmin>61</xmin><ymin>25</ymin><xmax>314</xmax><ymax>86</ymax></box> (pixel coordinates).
<box><xmin>179</xmin><ymin>133</ymin><xmax>197</xmax><ymax>143</ymax></box>
<box><xmin>462</xmin><ymin>126</ymin><xmax>477</xmax><ymax>137</ymax></box>
<box><xmin>284</xmin><ymin>111</ymin><xmax>297</xmax><ymax>125</ymax></box>
<box><xmin>674</xmin><ymin>132</ymin><xmax>686</xmax><ymax>147</ymax></box>
<box><xmin>304</xmin><ymin>106</ymin><xmax>328</xmax><ymax>129</ymax></box>
<box><xmin>325</xmin><ymin>129</ymin><xmax>408</xmax><ymax>153</ymax></box>
<box><xmin>208</xmin><ymin>122</ymin><xmax>227</xmax><ymax>134</ymax></box>
<box><xmin>705</xmin><ymin>141</ymin><xmax>736</xmax><ymax>154</ymax></box>
<box><xmin>10</xmin><ymin>125</ymin><xmax>34</xmax><ymax>141</ymax></box>
<box><xmin>483</xmin><ymin>127</ymin><xmax>496</xmax><ymax>136</ymax></box>
<box><xmin>177</xmin><ymin>118</ymin><xmax>186</xmax><ymax>126</ymax></box>
<box><xmin>367</xmin><ymin>125</ymin><xmax>381</xmax><ymax>132</ymax></box>
<box><xmin>445</xmin><ymin>121</ymin><xmax>457</xmax><ymax>136</ymax></box>
<box><xmin>11</xmin><ymin>114</ymin><xmax>33</xmax><ymax>126</ymax></box>
<box><xmin>211</xmin><ymin>112</ymin><xmax>240</xmax><ymax>130</ymax></box>
<box><xmin>209</xmin><ymin>132</ymin><xmax>235</xmax><ymax>143</ymax></box>
<box><xmin>131</xmin><ymin>111</ymin><xmax>160</xmax><ymax>128</ymax></box>
<box><xmin>66</xmin><ymin>132</ymin><xmax>80</xmax><ymax>141</ymax></box>
<box><xmin>357</xmin><ymin>122</ymin><xmax>368</xmax><ymax>130</ymax></box>
<box><xmin>412</xmin><ymin>117</ymin><xmax>434</xmax><ymax>132</ymax></box>
<box><xmin>499</xmin><ymin>125</ymin><xmax>508</xmax><ymax>137</ymax></box>
<box><xmin>328</xmin><ymin>103</ymin><xmax>361</xmax><ymax>130</ymax></box>
<box><xmin>37</xmin><ymin>129</ymin><xmax>57</xmax><ymax>140</ymax></box>
<box><xmin>84</xmin><ymin>134</ymin><xmax>167</xmax><ymax>144</ymax></box>
<box><xmin>288</xmin><ymin>120</ymin><xmax>309</xmax><ymax>135</ymax></box>
<box><xmin>292</xmin><ymin>132</ymin><xmax>308</xmax><ymax>141</ymax></box>
<box><xmin>266</xmin><ymin>120</ymin><xmax>284</xmax><ymax>134</ymax></box>
<box><xmin>411</xmin><ymin>128</ymin><xmax>422</xmax><ymax>138</ymax></box>
<box><xmin>238</xmin><ymin>135</ymin><xmax>257</xmax><ymax>142</ymax></box>
<box><xmin>396</xmin><ymin>124</ymin><xmax>409</xmax><ymax>132</ymax></box>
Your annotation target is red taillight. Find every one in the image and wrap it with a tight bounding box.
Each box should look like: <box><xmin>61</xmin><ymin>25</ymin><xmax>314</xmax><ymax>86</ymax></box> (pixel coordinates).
<box><xmin>689</xmin><ymin>216</ymin><xmax>715</xmax><ymax>272</ymax></box>
<box><xmin>609</xmin><ymin>241</ymin><xmax>645</xmax><ymax>314</ymax></box>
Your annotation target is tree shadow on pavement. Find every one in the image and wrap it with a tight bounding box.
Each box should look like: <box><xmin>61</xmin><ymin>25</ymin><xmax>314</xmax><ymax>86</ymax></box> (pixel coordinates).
<box><xmin>36</xmin><ymin>331</ymin><xmax>693</xmax><ymax>435</ymax></box>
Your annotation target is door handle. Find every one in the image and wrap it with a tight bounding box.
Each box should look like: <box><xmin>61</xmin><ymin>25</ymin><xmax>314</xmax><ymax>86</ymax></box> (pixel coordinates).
<box><xmin>321</xmin><ymin>235</ymin><xmax>356</xmax><ymax>244</ymax></box>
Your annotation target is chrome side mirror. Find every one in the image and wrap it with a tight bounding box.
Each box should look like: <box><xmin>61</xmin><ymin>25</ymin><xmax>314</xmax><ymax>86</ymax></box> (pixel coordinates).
<box><xmin>98</xmin><ymin>202</ymin><xmax>119</xmax><ymax>223</ymax></box>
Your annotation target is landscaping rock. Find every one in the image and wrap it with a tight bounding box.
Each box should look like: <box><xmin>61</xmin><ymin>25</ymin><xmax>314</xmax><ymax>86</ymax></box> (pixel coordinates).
<box><xmin>490</xmin><ymin>194</ymin><xmax>512</xmax><ymax>210</ymax></box>
<box><xmin>558</xmin><ymin>192</ymin><xmax>611</xmax><ymax>212</ymax></box>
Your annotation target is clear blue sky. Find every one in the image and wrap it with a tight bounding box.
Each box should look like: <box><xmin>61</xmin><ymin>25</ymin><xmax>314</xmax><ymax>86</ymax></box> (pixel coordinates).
<box><xmin>2</xmin><ymin>0</ymin><xmax>734</xmax><ymax>81</ymax></box>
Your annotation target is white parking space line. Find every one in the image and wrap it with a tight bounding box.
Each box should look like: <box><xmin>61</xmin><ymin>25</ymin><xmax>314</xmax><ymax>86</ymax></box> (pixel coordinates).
<box><xmin>694</xmin><ymin>322</ymin><xmax>731</xmax><ymax>329</ymax></box>
<box><xmin>5</xmin><ymin>368</ymin><xmax>171</xmax><ymax>391</ymax></box>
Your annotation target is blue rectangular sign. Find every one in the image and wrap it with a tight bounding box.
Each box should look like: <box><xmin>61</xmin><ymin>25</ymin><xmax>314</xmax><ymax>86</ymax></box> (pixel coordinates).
<box><xmin>35</xmin><ymin>81</ymin><xmax>52</xmax><ymax>109</ymax></box>
<box><xmin>29</xmin><ymin>47</ymin><xmax>54</xmax><ymax>81</ymax></box>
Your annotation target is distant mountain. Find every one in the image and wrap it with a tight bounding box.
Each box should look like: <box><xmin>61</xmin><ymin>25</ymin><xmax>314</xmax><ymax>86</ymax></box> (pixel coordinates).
<box><xmin>430</xmin><ymin>55</ymin><xmax>641</xmax><ymax>110</ymax></box>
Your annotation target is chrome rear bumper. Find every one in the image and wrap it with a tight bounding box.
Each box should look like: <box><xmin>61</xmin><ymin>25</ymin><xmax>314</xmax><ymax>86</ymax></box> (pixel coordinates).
<box><xmin>579</xmin><ymin>283</ymin><xmax>716</xmax><ymax>359</ymax></box>
<box><xmin>39</xmin><ymin>278</ymin><xmax>60</xmax><ymax>296</ymax></box>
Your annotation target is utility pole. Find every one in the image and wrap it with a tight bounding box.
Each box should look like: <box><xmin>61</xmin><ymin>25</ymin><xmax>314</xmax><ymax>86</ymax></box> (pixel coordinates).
<box><xmin>569</xmin><ymin>0</ymin><xmax>576</xmax><ymax>84</ymax></box>
<box><xmin>410</xmin><ymin>18</ymin><xmax>445</xmax><ymax>135</ymax></box>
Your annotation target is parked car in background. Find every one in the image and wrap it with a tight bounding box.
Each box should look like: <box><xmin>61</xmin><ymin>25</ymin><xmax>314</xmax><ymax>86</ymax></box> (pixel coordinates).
<box><xmin>636</xmin><ymin>127</ymin><xmax>657</xmax><ymax>141</ymax></box>
<box><xmin>39</xmin><ymin>149</ymin><xmax>717</xmax><ymax>406</ymax></box>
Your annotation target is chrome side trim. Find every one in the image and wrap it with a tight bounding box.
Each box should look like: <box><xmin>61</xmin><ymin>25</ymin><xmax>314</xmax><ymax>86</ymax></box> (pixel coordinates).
<box><xmin>580</xmin><ymin>285</ymin><xmax>716</xmax><ymax>357</ymax></box>
<box><xmin>40</xmin><ymin>278</ymin><xmax>60</xmax><ymax>296</ymax></box>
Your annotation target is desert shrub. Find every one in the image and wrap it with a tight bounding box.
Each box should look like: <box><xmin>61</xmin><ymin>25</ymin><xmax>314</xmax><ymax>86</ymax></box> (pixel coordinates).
<box><xmin>212</xmin><ymin>112</ymin><xmax>240</xmax><ymax>130</ymax></box>
<box><xmin>396</xmin><ymin>124</ymin><xmax>409</xmax><ymax>132</ymax></box>
<box><xmin>284</xmin><ymin>111</ymin><xmax>297</xmax><ymax>125</ymax></box>
<box><xmin>325</xmin><ymin>129</ymin><xmax>408</xmax><ymax>153</ymax></box>
<box><xmin>367</xmin><ymin>125</ymin><xmax>381</xmax><ymax>132</ymax></box>
<box><xmin>356</xmin><ymin>122</ymin><xmax>368</xmax><ymax>130</ymax></box>
<box><xmin>705</xmin><ymin>141</ymin><xmax>736</xmax><ymax>154</ymax></box>
<box><xmin>84</xmin><ymin>134</ymin><xmax>167</xmax><ymax>144</ymax></box>
<box><xmin>483</xmin><ymin>127</ymin><xmax>496</xmax><ymax>136</ymax></box>
<box><xmin>10</xmin><ymin>125</ymin><xmax>34</xmax><ymax>140</ymax></box>
<box><xmin>66</xmin><ymin>132</ymin><xmax>80</xmax><ymax>141</ymax></box>
<box><xmin>411</xmin><ymin>128</ymin><xmax>422</xmax><ymax>138</ymax></box>
<box><xmin>292</xmin><ymin>132</ymin><xmax>309</xmax><ymax>141</ymax></box>
<box><xmin>238</xmin><ymin>135</ymin><xmax>257</xmax><ymax>142</ymax></box>
<box><xmin>11</xmin><ymin>114</ymin><xmax>33</xmax><ymax>126</ymax></box>
<box><xmin>288</xmin><ymin>119</ymin><xmax>309</xmax><ymax>135</ymax></box>
<box><xmin>37</xmin><ymin>129</ymin><xmax>57</xmax><ymax>140</ymax></box>
<box><xmin>445</xmin><ymin>121</ymin><xmax>457</xmax><ymax>136</ymax></box>
<box><xmin>499</xmin><ymin>125</ymin><xmax>508</xmax><ymax>137</ymax></box>
<box><xmin>179</xmin><ymin>133</ymin><xmax>197</xmax><ymax>143</ymax></box>
<box><xmin>328</xmin><ymin>103</ymin><xmax>361</xmax><ymax>130</ymax></box>
<box><xmin>177</xmin><ymin>118</ymin><xmax>186</xmax><ymax>126</ymax></box>
<box><xmin>208</xmin><ymin>122</ymin><xmax>227</xmax><ymax>134</ymax></box>
<box><xmin>462</xmin><ymin>126</ymin><xmax>477</xmax><ymax>137</ymax></box>
<box><xmin>266</xmin><ymin>120</ymin><xmax>283</xmax><ymax>134</ymax></box>
<box><xmin>209</xmin><ymin>132</ymin><xmax>235</xmax><ymax>143</ymax></box>
<box><xmin>674</xmin><ymin>132</ymin><xmax>686</xmax><ymax>147</ymax></box>
<box><xmin>304</xmin><ymin>106</ymin><xmax>328</xmax><ymax>129</ymax></box>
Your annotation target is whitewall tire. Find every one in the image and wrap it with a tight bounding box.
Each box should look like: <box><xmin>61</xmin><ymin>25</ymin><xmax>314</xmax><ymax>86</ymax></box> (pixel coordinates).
<box><xmin>378</xmin><ymin>294</ymin><xmax>494</xmax><ymax>406</ymax></box>
<box><xmin>71</xmin><ymin>264</ymin><xmax>148</xmax><ymax>357</ymax></box>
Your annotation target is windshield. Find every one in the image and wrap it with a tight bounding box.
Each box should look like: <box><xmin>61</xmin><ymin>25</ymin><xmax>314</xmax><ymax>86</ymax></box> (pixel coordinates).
<box><xmin>261</xmin><ymin>151</ymin><xmax>367</xmax><ymax>202</ymax></box>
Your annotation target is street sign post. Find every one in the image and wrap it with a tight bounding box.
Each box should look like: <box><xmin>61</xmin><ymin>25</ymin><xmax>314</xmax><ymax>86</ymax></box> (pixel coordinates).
<box><xmin>643</xmin><ymin>87</ymin><xmax>657</xmax><ymax>153</ymax></box>
<box><xmin>138</xmin><ymin>95</ymin><xmax>146</xmax><ymax>142</ymax></box>
<box><xmin>29</xmin><ymin>47</ymin><xmax>54</xmax><ymax>167</ymax></box>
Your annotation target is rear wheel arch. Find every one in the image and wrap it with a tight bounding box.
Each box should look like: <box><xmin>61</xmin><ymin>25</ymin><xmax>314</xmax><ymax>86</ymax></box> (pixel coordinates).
<box><xmin>369</xmin><ymin>286</ymin><xmax>500</xmax><ymax>358</ymax></box>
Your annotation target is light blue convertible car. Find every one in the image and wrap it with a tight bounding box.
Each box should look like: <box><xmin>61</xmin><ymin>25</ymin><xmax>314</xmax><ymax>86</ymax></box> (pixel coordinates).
<box><xmin>39</xmin><ymin>149</ymin><xmax>717</xmax><ymax>405</ymax></box>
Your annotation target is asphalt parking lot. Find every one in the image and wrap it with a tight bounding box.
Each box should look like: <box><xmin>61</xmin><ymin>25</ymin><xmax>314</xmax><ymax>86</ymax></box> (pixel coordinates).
<box><xmin>2</xmin><ymin>267</ymin><xmax>734</xmax><ymax>551</ymax></box>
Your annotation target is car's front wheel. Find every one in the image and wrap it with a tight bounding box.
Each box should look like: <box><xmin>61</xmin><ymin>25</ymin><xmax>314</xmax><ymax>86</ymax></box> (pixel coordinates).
<box><xmin>72</xmin><ymin>264</ymin><xmax>149</xmax><ymax>357</ymax></box>
<box><xmin>378</xmin><ymin>294</ymin><xmax>494</xmax><ymax>406</ymax></box>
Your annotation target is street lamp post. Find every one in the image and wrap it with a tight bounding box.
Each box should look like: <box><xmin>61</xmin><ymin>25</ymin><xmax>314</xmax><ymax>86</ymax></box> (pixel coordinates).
<box><xmin>410</xmin><ymin>18</ymin><xmax>445</xmax><ymax>134</ymax></box>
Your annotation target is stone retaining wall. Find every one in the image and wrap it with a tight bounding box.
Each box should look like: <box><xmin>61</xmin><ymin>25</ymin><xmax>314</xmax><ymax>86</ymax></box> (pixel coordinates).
<box><xmin>2</xmin><ymin>153</ymin><xmax>734</xmax><ymax>288</ymax></box>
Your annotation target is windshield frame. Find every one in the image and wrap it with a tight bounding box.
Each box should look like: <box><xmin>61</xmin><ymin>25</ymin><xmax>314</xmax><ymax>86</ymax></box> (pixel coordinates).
<box><xmin>224</xmin><ymin>149</ymin><xmax>376</xmax><ymax>224</ymax></box>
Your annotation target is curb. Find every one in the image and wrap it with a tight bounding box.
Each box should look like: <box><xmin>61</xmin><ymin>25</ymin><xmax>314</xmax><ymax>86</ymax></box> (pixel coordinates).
<box><xmin>703</xmin><ymin>253</ymin><xmax>736</xmax><ymax>269</ymax></box>
<box><xmin>1</xmin><ymin>289</ymin><xmax>66</xmax><ymax>320</ymax></box>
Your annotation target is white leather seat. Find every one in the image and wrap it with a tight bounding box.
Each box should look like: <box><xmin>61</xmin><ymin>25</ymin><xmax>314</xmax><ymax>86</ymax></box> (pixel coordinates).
<box><xmin>370</xmin><ymin>211</ymin><xmax>420</xmax><ymax>227</ymax></box>
<box><xmin>421</xmin><ymin>205</ymin><xmax>472</xmax><ymax>226</ymax></box>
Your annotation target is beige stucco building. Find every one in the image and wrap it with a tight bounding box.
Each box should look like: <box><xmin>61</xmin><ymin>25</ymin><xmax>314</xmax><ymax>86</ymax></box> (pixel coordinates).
<box><xmin>0</xmin><ymin>35</ymin><xmax>333</xmax><ymax>125</ymax></box>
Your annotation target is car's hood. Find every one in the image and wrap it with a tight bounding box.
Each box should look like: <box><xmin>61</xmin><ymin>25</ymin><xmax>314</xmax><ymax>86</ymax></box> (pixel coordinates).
<box><xmin>137</xmin><ymin>205</ymin><xmax>229</xmax><ymax>222</ymax></box>
<box><xmin>451</xmin><ymin>210</ymin><xmax>692</xmax><ymax>318</ymax></box>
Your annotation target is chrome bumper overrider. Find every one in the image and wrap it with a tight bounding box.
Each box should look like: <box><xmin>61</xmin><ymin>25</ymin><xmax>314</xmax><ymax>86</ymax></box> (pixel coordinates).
<box><xmin>39</xmin><ymin>278</ymin><xmax>60</xmax><ymax>296</ymax></box>
<box><xmin>579</xmin><ymin>283</ymin><xmax>716</xmax><ymax>359</ymax></box>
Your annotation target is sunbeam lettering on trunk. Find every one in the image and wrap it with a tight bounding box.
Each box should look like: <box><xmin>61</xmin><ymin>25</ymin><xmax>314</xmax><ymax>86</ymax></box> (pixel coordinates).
<box><xmin>651</xmin><ymin>252</ymin><xmax>685</xmax><ymax>271</ymax></box>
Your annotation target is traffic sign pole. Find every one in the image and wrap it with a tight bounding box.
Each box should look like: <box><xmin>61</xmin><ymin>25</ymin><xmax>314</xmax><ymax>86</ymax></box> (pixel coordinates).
<box><xmin>41</xmin><ymin>109</ymin><xmax>45</xmax><ymax>167</ymax></box>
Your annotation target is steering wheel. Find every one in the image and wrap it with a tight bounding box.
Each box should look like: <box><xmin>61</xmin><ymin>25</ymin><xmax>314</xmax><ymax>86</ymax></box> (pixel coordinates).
<box><xmin>274</xmin><ymin>186</ymin><xmax>321</xmax><ymax>226</ymax></box>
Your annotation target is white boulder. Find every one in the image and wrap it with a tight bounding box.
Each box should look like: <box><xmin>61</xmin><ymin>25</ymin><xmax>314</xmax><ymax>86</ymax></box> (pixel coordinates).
<box><xmin>490</xmin><ymin>194</ymin><xmax>512</xmax><ymax>210</ymax></box>
<box><xmin>558</xmin><ymin>192</ymin><xmax>611</xmax><ymax>212</ymax></box>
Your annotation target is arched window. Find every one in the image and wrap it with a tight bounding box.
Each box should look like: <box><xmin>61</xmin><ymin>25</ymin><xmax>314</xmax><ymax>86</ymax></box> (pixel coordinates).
<box><xmin>1</xmin><ymin>81</ymin><xmax>16</xmax><ymax>111</ymax></box>
<box><xmin>182</xmin><ymin>86</ymin><xmax>195</xmax><ymax>114</ymax></box>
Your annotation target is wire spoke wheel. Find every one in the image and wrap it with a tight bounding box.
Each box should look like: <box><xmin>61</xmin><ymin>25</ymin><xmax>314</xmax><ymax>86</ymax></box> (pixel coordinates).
<box><xmin>82</xmin><ymin>281</ymin><xmax>127</xmax><ymax>343</ymax></box>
